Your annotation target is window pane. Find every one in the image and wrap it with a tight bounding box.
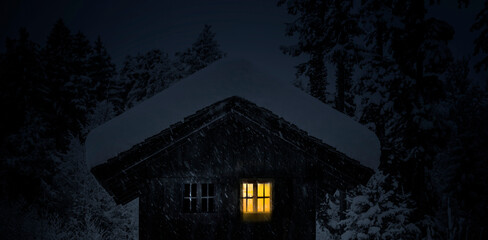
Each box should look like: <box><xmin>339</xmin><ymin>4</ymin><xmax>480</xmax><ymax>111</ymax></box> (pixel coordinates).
<box><xmin>242</xmin><ymin>183</ymin><xmax>247</xmax><ymax>197</ymax></box>
<box><xmin>184</xmin><ymin>184</ymin><xmax>190</xmax><ymax>197</ymax></box>
<box><xmin>265</xmin><ymin>183</ymin><xmax>271</xmax><ymax>197</ymax></box>
<box><xmin>247</xmin><ymin>183</ymin><xmax>253</xmax><ymax>197</ymax></box>
<box><xmin>247</xmin><ymin>199</ymin><xmax>254</xmax><ymax>212</ymax></box>
<box><xmin>183</xmin><ymin>199</ymin><xmax>190</xmax><ymax>212</ymax></box>
<box><xmin>258</xmin><ymin>183</ymin><xmax>264</xmax><ymax>197</ymax></box>
<box><xmin>257</xmin><ymin>198</ymin><xmax>264</xmax><ymax>212</ymax></box>
<box><xmin>202</xmin><ymin>198</ymin><xmax>208</xmax><ymax>212</ymax></box>
<box><xmin>191</xmin><ymin>184</ymin><xmax>197</xmax><ymax>197</ymax></box>
<box><xmin>191</xmin><ymin>199</ymin><xmax>197</xmax><ymax>212</ymax></box>
<box><xmin>209</xmin><ymin>198</ymin><xmax>214</xmax><ymax>212</ymax></box>
<box><xmin>243</xmin><ymin>198</ymin><xmax>254</xmax><ymax>213</ymax></box>
<box><xmin>264</xmin><ymin>198</ymin><xmax>271</xmax><ymax>212</ymax></box>
<box><xmin>209</xmin><ymin>184</ymin><xmax>214</xmax><ymax>196</ymax></box>
<box><xmin>202</xmin><ymin>184</ymin><xmax>208</xmax><ymax>197</ymax></box>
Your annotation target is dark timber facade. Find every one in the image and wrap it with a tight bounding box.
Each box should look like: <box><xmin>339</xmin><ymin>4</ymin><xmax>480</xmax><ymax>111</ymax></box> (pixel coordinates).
<box><xmin>91</xmin><ymin>96</ymin><xmax>374</xmax><ymax>240</ymax></box>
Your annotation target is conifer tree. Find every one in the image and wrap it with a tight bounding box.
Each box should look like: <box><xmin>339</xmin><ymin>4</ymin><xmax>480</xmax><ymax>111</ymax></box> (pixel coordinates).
<box><xmin>327</xmin><ymin>0</ymin><xmax>361</xmax><ymax>116</ymax></box>
<box><xmin>355</xmin><ymin>0</ymin><xmax>406</xmax><ymax>169</ymax></box>
<box><xmin>278</xmin><ymin>0</ymin><xmax>329</xmax><ymax>102</ymax></box>
<box><xmin>0</xmin><ymin>28</ymin><xmax>43</xmax><ymax>140</ymax></box>
<box><xmin>89</xmin><ymin>36</ymin><xmax>116</xmax><ymax>102</ymax></box>
<box><xmin>429</xmin><ymin>58</ymin><xmax>488</xmax><ymax>239</ymax></box>
<box><xmin>119</xmin><ymin>49</ymin><xmax>173</xmax><ymax>108</ymax></box>
<box><xmin>70</xmin><ymin>31</ymin><xmax>95</xmax><ymax>126</ymax></box>
<box><xmin>279</xmin><ymin>0</ymin><xmax>363</xmax><ymax>107</ymax></box>
<box><xmin>0</xmin><ymin>28</ymin><xmax>52</xmax><ymax>207</ymax></box>
<box><xmin>42</xmin><ymin>19</ymin><xmax>80</xmax><ymax>148</ymax></box>
<box><xmin>318</xmin><ymin>173</ymin><xmax>420</xmax><ymax>240</ymax></box>
<box><xmin>471</xmin><ymin>1</ymin><xmax>488</xmax><ymax>72</ymax></box>
<box><xmin>42</xmin><ymin>20</ymin><xmax>96</xmax><ymax>145</ymax></box>
<box><xmin>176</xmin><ymin>24</ymin><xmax>225</xmax><ymax>77</ymax></box>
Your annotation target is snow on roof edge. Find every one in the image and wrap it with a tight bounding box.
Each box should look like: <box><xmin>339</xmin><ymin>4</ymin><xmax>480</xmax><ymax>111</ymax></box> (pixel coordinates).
<box><xmin>85</xmin><ymin>58</ymin><xmax>381</xmax><ymax>170</ymax></box>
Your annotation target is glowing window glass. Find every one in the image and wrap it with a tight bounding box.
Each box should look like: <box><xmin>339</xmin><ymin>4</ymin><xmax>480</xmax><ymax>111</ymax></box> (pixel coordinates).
<box><xmin>241</xmin><ymin>181</ymin><xmax>272</xmax><ymax>215</ymax></box>
<box><xmin>257</xmin><ymin>183</ymin><xmax>271</xmax><ymax>212</ymax></box>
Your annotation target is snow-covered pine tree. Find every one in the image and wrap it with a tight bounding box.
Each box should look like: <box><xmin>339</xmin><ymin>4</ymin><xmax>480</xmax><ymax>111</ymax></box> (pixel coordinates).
<box><xmin>279</xmin><ymin>0</ymin><xmax>362</xmax><ymax>109</ymax></box>
<box><xmin>54</xmin><ymin>136</ymin><xmax>138</xmax><ymax>240</ymax></box>
<box><xmin>116</xmin><ymin>25</ymin><xmax>225</xmax><ymax>111</ymax></box>
<box><xmin>326</xmin><ymin>0</ymin><xmax>362</xmax><ymax>116</ymax></box>
<box><xmin>1</xmin><ymin>23</ymin><xmax>138</xmax><ymax>239</ymax></box>
<box><xmin>278</xmin><ymin>0</ymin><xmax>329</xmax><ymax>103</ymax></box>
<box><xmin>388</xmin><ymin>1</ymin><xmax>454</xmax><ymax>164</ymax></box>
<box><xmin>42</xmin><ymin>19</ymin><xmax>95</xmax><ymax>149</ymax></box>
<box><xmin>355</xmin><ymin>0</ymin><xmax>405</xmax><ymax>169</ymax></box>
<box><xmin>176</xmin><ymin>24</ymin><xmax>225</xmax><ymax>77</ymax></box>
<box><xmin>119</xmin><ymin>49</ymin><xmax>173</xmax><ymax>108</ymax></box>
<box><xmin>356</xmin><ymin>3</ymin><xmax>460</xmax><ymax>237</ymax></box>
<box><xmin>318</xmin><ymin>172</ymin><xmax>421</xmax><ymax>240</ymax></box>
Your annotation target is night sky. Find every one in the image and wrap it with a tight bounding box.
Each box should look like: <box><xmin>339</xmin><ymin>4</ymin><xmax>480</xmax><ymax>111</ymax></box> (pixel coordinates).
<box><xmin>0</xmin><ymin>0</ymin><xmax>484</xmax><ymax>82</ymax></box>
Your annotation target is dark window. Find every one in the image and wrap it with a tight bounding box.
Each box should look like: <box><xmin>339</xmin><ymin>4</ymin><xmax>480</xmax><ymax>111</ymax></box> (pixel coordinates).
<box><xmin>202</xmin><ymin>183</ymin><xmax>215</xmax><ymax>212</ymax></box>
<box><xmin>183</xmin><ymin>183</ymin><xmax>197</xmax><ymax>213</ymax></box>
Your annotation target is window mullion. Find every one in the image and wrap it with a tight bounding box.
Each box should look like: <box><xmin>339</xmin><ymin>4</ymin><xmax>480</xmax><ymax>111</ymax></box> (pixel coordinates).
<box><xmin>253</xmin><ymin>183</ymin><xmax>257</xmax><ymax>212</ymax></box>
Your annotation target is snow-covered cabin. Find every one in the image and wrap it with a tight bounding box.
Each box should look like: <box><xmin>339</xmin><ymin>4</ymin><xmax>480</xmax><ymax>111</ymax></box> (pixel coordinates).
<box><xmin>86</xmin><ymin>59</ymin><xmax>379</xmax><ymax>240</ymax></box>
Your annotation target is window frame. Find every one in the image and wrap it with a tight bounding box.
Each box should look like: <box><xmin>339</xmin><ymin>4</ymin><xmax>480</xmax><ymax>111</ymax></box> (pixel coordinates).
<box><xmin>201</xmin><ymin>183</ymin><xmax>215</xmax><ymax>213</ymax></box>
<box><xmin>182</xmin><ymin>182</ymin><xmax>216</xmax><ymax>213</ymax></box>
<box><xmin>183</xmin><ymin>183</ymin><xmax>198</xmax><ymax>213</ymax></box>
<box><xmin>240</xmin><ymin>179</ymin><xmax>273</xmax><ymax>221</ymax></box>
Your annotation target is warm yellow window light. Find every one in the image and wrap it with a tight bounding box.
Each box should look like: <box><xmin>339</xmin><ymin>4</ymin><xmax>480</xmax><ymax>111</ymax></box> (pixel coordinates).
<box><xmin>257</xmin><ymin>183</ymin><xmax>271</xmax><ymax>213</ymax></box>
<box><xmin>242</xmin><ymin>183</ymin><xmax>254</xmax><ymax>213</ymax></box>
<box><xmin>241</xmin><ymin>181</ymin><xmax>272</xmax><ymax>221</ymax></box>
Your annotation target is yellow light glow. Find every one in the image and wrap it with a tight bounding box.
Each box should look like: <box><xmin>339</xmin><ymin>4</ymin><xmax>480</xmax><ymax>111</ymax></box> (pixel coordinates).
<box><xmin>242</xmin><ymin>183</ymin><xmax>247</xmax><ymax>198</ymax></box>
<box><xmin>264</xmin><ymin>183</ymin><xmax>270</xmax><ymax>197</ymax></box>
<box><xmin>242</xmin><ymin>181</ymin><xmax>272</xmax><ymax>215</ymax></box>
<box><xmin>242</xmin><ymin>183</ymin><xmax>255</xmax><ymax>213</ymax></box>
<box><xmin>257</xmin><ymin>198</ymin><xmax>264</xmax><ymax>212</ymax></box>
<box><xmin>246</xmin><ymin>199</ymin><xmax>253</xmax><ymax>212</ymax></box>
<box><xmin>247</xmin><ymin>183</ymin><xmax>253</xmax><ymax>197</ymax></box>
<box><xmin>258</xmin><ymin>183</ymin><xmax>264</xmax><ymax>197</ymax></box>
<box><xmin>264</xmin><ymin>198</ymin><xmax>270</xmax><ymax>212</ymax></box>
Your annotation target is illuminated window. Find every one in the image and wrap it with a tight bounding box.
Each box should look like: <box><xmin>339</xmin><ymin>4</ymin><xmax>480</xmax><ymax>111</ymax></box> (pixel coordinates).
<box><xmin>242</xmin><ymin>183</ymin><xmax>254</xmax><ymax>213</ymax></box>
<box><xmin>257</xmin><ymin>183</ymin><xmax>271</xmax><ymax>213</ymax></box>
<box><xmin>183</xmin><ymin>183</ymin><xmax>197</xmax><ymax>213</ymax></box>
<box><xmin>241</xmin><ymin>181</ymin><xmax>272</xmax><ymax>220</ymax></box>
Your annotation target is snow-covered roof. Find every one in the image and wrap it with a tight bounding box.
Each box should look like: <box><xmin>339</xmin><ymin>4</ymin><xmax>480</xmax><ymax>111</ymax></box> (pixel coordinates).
<box><xmin>85</xmin><ymin>58</ymin><xmax>380</xmax><ymax>170</ymax></box>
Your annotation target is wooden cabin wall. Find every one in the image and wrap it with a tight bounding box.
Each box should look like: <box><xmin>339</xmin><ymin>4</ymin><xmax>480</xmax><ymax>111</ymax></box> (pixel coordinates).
<box><xmin>139</xmin><ymin>113</ymin><xmax>318</xmax><ymax>240</ymax></box>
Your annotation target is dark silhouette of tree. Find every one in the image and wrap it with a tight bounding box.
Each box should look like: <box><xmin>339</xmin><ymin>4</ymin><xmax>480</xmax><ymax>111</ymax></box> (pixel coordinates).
<box><xmin>0</xmin><ymin>28</ymin><xmax>43</xmax><ymax>141</ymax></box>
<box><xmin>176</xmin><ymin>24</ymin><xmax>225</xmax><ymax>77</ymax></box>
<box><xmin>88</xmin><ymin>36</ymin><xmax>116</xmax><ymax>102</ymax></box>
<box><xmin>42</xmin><ymin>19</ymin><xmax>82</xmax><ymax>148</ymax></box>
<box><xmin>119</xmin><ymin>49</ymin><xmax>173</xmax><ymax>109</ymax></box>
<box><xmin>278</xmin><ymin>0</ymin><xmax>329</xmax><ymax>102</ymax></box>
<box><xmin>471</xmin><ymin>1</ymin><xmax>488</xmax><ymax>72</ymax></box>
